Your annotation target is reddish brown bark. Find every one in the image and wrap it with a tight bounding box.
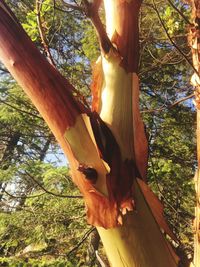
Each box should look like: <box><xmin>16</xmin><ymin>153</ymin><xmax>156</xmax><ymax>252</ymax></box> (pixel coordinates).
<box><xmin>91</xmin><ymin>59</ymin><xmax>103</xmax><ymax>112</ymax></box>
<box><xmin>0</xmin><ymin>0</ymin><xmax>138</xmax><ymax>228</ymax></box>
<box><xmin>0</xmin><ymin>1</ymin><xmax>85</xmax><ymax>131</ymax></box>
<box><xmin>0</xmin><ymin>1</ymin><xmax>177</xmax><ymax>243</ymax></box>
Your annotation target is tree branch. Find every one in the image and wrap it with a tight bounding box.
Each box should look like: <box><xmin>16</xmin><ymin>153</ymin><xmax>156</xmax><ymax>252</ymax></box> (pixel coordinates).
<box><xmin>141</xmin><ymin>93</ymin><xmax>194</xmax><ymax>113</ymax></box>
<box><xmin>36</xmin><ymin>0</ymin><xmax>56</xmax><ymax>66</ymax></box>
<box><xmin>149</xmin><ymin>157</ymin><xmax>194</xmax><ymax>227</ymax></box>
<box><xmin>166</xmin><ymin>0</ymin><xmax>193</xmax><ymax>26</ymax></box>
<box><xmin>39</xmin><ymin>0</ymin><xmax>90</xmax><ymax>108</ymax></box>
<box><xmin>3</xmin><ymin>188</ymin><xmax>45</xmax><ymax>199</ymax></box>
<box><xmin>169</xmin><ymin>93</ymin><xmax>194</xmax><ymax>108</ymax></box>
<box><xmin>152</xmin><ymin>0</ymin><xmax>199</xmax><ymax>78</ymax></box>
<box><xmin>24</xmin><ymin>171</ymin><xmax>83</xmax><ymax>199</ymax></box>
<box><xmin>67</xmin><ymin>227</ymin><xmax>95</xmax><ymax>256</ymax></box>
<box><xmin>61</xmin><ymin>0</ymin><xmax>83</xmax><ymax>12</ymax></box>
<box><xmin>82</xmin><ymin>0</ymin><xmax>114</xmax><ymax>54</ymax></box>
<box><xmin>0</xmin><ymin>98</ymin><xmax>43</xmax><ymax>119</ymax></box>
<box><xmin>0</xmin><ymin>66</ymin><xmax>9</xmax><ymax>73</ymax></box>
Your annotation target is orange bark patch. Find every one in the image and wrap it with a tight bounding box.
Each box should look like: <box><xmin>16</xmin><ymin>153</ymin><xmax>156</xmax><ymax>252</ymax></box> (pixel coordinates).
<box><xmin>137</xmin><ymin>179</ymin><xmax>178</xmax><ymax>242</ymax></box>
<box><xmin>91</xmin><ymin>59</ymin><xmax>103</xmax><ymax>112</ymax></box>
<box><xmin>69</xmin><ymin>153</ymin><xmax>119</xmax><ymax>228</ymax></box>
<box><xmin>0</xmin><ymin>0</ymin><xmax>139</xmax><ymax>229</ymax></box>
<box><xmin>90</xmin><ymin>112</ymin><xmax>136</xmax><ymax>221</ymax></box>
<box><xmin>0</xmin><ymin>3</ymin><xmax>87</xmax><ymax>138</ymax></box>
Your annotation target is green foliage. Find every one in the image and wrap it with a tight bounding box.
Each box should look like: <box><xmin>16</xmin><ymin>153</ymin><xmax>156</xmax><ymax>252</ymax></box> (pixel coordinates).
<box><xmin>81</xmin><ymin>20</ymin><xmax>99</xmax><ymax>62</ymax></box>
<box><xmin>22</xmin><ymin>10</ymin><xmax>38</xmax><ymax>41</ymax></box>
<box><xmin>0</xmin><ymin>257</ymin><xmax>79</xmax><ymax>267</ymax></box>
<box><xmin>139</xmin><ymin>0</ymin><xmax>195</xmax><ymax>257</ymax></box>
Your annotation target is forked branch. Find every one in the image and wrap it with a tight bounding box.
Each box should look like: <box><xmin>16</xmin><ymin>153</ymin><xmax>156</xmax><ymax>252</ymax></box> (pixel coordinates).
<box><xmin>82</xmin><ymin>0</ymin><xmax>114</xmax><ymax>54</ymax></box>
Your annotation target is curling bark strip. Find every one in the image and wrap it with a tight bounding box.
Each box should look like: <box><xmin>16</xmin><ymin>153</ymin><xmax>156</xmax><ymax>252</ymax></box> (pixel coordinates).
<box><xmin>0</xmin><ymin>0</ymin><xmax>117</xmax><ymax>228</ymax></box>
<box><xmin>0</xmin><ymin>0</ymin><xmax>138</xmax><ymax>228</ymax></box>
<box><xmin>91</xmin><ymin>0</ymin><xmax>148</xmax><ymax>181</ymax></box>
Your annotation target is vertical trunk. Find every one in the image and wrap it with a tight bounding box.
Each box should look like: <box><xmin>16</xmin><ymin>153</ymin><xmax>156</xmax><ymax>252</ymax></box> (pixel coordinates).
<box><xmin>0</xmin><ymin>132</ymin><xmax>20</xmax><ymax>168</ymax></box>
<box><xmin>189</xmin><ymin>1</ymin><xmax>200</xmax><ymax>266</ymax></box>
<box><xmin>97</xmin><ymin>180</ymin><xmax>178</xmax><ymax>267</ymax></box>
<box><xmin>0</xmin><ymin>132</ymin><xmax>20</xmax><ymax>201</ymax></box>
<box><xmin>194</xmin><ymin>167</ymin><xmax>200</xmax><ymax>267</ymax></box>
<box><xmin>95</xmin><ymin>1</ymin><xmax>178</xmax><ymax>266</ymax></box>
<box><xmin>193</xmin><ymin>110</ymin><xmax>200</xmax><ymax>267</ymax></box>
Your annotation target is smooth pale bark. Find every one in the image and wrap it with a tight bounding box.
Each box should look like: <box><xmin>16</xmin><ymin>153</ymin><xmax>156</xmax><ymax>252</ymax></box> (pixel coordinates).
<box><xmin>97</xmin><ymin>61</ymin><xmax>178</xmax><ymax>266</ymax></box>
<box><xmin>94</xmin><ymin>1</ymin><xmax>178</xmax><ymax>266</ymax></box>
<box><xmin>0</xmin><ymin>1</ymin><xmax>113</xmax><ymax>227</ymax></box>
<box><xmin>98</xmin><ymin>181</ymin><xmax>178</xmax><ymax>267</ymax></box>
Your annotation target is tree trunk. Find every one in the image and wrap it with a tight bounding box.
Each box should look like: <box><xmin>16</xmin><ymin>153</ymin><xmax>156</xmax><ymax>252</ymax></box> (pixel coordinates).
<box><xmin>188</xmin><ymin>0</ymin><xmax>200</xmax><ymax>266</ymax></box>
<box><xmin>0</xmin><ymin>131</ymin><xmax>20</xmax><ymax>201</ymax></box>
<box><xmin>97</xmin><ymin>180</ymin><xmax>179</xmax><ymax>267</ymax></box>
<box><xmin>0</xmin><ymin>0</ymin><xmax>179</xmax><ymax>266</ymax></box>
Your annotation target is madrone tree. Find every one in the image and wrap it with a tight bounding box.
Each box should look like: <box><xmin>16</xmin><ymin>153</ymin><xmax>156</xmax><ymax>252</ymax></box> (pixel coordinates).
<box><xmin>189</xmin><ymin>0</ymin><xmax>200</xmax><ymax>266</ymax></box>
<box><xmin>0</xmin><ymin>0</ymin><xmax>183</xmax><ymax>266</ymax></box>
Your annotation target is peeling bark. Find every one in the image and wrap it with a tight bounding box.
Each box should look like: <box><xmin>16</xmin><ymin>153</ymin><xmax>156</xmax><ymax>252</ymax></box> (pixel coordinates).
<box><xmin>0</xmin><ymin>0</ymin><xmax>180</xmax><ymax>265</ymax></box>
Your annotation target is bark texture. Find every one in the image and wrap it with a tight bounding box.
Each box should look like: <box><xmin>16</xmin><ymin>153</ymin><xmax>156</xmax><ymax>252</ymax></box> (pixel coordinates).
<box><xmin>189</xmin><ymin>0</ymin><xmax>200</xmax><ymax>265</ymax></box>
<box><xmin>0</xmin><ymin>0</ymin><xmax>179</xmax><ymax>266</ymax></box>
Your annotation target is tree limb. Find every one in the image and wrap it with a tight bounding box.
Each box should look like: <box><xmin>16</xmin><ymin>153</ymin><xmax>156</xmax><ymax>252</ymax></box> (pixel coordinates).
<box><xmin>152</xmin><ymin>0</ymin><xmax>199</xmax><ymax>78</ymax></box>
<box><xmin>166</xmin><ymin>0</ymin><xmax>193</xmax><ymax>26</ymax></box>
<box><xmin>67</xmin><ymin>227</ymin><xmax>95</xmax><ymax>256</ymax></box>
<box><xmin>36</xmin><ymin>0</ymin><xmax>56</xmax><ymax>66</ymax></box>
<box><xmin>3</xmin><ymin>188</ymin><xmax>45</xmax><ymax>199</ymax></box>
<box><xmin>0</xmin><ymin>98</ymin><xmax>43</xmax><ymax>119</ymax></box>
<box><xmin>141</xmin><ymin>93</ymin><xmax>194</xmax><ymax>113</ymax></box>
<box><xmin>82</xmin><ymin>0</ymin><xmax>114</xmax><ymax>54</ymax></box>
<box><xmin>24</xmin><ymin>170</ymin><xmax>83</xmax><ymax>199</ymax></box>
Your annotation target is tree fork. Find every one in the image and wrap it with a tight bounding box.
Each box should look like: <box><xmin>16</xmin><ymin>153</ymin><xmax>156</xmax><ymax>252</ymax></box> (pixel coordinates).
<box><xmin>0</xmin><ymin>0</ymin><xmax>179</xmax><ymax>266</ymax></box>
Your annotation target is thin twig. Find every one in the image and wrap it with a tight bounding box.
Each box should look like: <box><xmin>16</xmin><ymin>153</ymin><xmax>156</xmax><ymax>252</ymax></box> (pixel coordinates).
<box><xmin>141</xmin><ymin>93</ymin><xmax>194</xmax><ymax>113</ymax></box>
<box><xmin>36</xmin><ymin>0</ymin><xmax>56</xmax><ymax>66</ymax></box>
<box><xmin>3</xmin><ymin>188</ymin><xmax>45</xmax><ymax>199</ymax></box>
<box><xmin>152</xmin><ymin>0</ymin><xmax>199</xmax><ymax>78</ymax></box>
<box><xmin>0</xmin><ymin>98</ymin><xmax>43</xmax><ymax>119</ymax></box>
<box><xmin>51</xmin><ymin>2</ymin><xmax>95</xmax><ymax>109</ymax></box>
<box><xmin>170</xmin><ymin>93</ymin><xmax>194</xmax><ymax>108</ymax></box>
<box><xmin>53</xmin><ymin>0</ymin><xmax>83</xmax><ymax>13</ymax></box>
<box><xmin>61</xmin><ymin>0</ymin><xmax>83</xmax><ymax>12</ymax></box>
<box><xmin>166</xmin><ymin>0</ymin><xmax>193</xmax><ymax>26</ymax></box>
<box><xmin>149</xmin><ymin>157</ymin><xmax>194</xmax><ymax>227</ymax></box>
<box><xmin>95</xmin><ymin>251</ymin><xmax>107</xmax><ymax>267</ymax></box>
<box><xmin>0</xmin><ymin>66</ymin><xmax>9</xmax><ymax>73</ymax></box>
<box><xmin>67</xmin><ymin>227</ymin><xmax>95</xmax><ymax>256</ymax></box>
<box><xmin>24</xmin><ymin>170</ymin><xmax>83</xmax><ymax>199</ymax></box>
